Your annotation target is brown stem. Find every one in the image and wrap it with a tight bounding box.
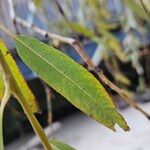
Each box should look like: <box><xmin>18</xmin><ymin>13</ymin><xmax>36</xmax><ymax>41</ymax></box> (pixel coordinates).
<box><xmin>42</xmin><ymin>82</ymin><xmax>53</xmax><ymax>124</ymax></box>
<box><xmin>96</xmin><ymin>70</ymin><xmax>150</xmax><ymax>119</ymax></box>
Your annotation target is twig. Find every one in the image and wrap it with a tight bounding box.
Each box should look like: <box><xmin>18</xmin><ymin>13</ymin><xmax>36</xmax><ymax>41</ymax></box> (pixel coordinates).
<box><xmin>0</xmin><ymin>50</ymin><xmax>11</xmax><ymax>150</ymax></box>
<box><xmin>140</xmin><ymin>0</ymin><xmax>150</xmax><ymax>18</ymax></box>
<box><xmin>3</xmin><ymin>0</ymin><xmax>150</xmax><ymax>119</ymax></box>
<box><xmin>96</xmin><ymin>70</ymin><xmax>150</xmax><ymax>119</ymax></box>
<box><xmin>42</xmin><ymin>82</ymin><xmax>53</xmax><ymax>125</ymax></box>
<box><xmin>51</xmin><ymin>0</ymin><xmax>150</xmax><ymax>119</ymax></box>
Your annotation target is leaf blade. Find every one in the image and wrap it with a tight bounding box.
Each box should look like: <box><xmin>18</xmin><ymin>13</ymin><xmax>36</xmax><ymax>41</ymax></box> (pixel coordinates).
<box><xmin>15</xmin><ymin>36</ymin><xmax>129</xmax><ymax>131</ymax></box>
<box><xmin>0</xmin><ymin>40</ymin><xmax>39</xmax><ymax>112</ymax></box>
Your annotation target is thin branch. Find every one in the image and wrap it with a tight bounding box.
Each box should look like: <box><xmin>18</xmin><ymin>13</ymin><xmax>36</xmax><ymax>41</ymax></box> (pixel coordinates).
<box><xmin>9</xmin><ymin>17</ymin><xmax>94</xmax><ymax>68</ymax></box>
<box><xmin>14</xmin><ymin>92</ymin><xmax>52</xmax><ymax>150</ymax></box>
<box><xmin>15</xmin><ymin>16</ymin><xmax>75</xmax><ymax>44</ymax></box>
<box><xmin>0</xmin><ymin>50</ymin><xmax>11</xmax><ymax>150</ymax></box>
<box><xmin>51</xmin><ymin>0</ymin><xmax>150</xmax><ymax>119</ymax></box>
<box><xmin>2</xmin><ymin>0</ymin><xmax>150</xmax><ymax>119</ymax></box>
<box><xmin>140</xmin><ymin>0</ymin><xmax>150</xmax><ymax>18</ymax></box>
<box><xmin>42</xmin><ymin>82</ymin><xmax>53</xmax><ymax>125</ymax></box>
<box><xmin>96</xmin><ymin>70</ymin><xmax>150</xmax><ymax>119</ymax></box>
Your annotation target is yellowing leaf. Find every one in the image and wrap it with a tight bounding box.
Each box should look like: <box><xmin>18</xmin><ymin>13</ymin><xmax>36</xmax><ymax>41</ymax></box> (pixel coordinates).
<box><xmin>0</xmin><ymin>40</ymin><xmax>39</xmax><ymax>112</ymax></box>
<box><xmin>15</xmin><ymin>36</ymin><xmax>129</xmax><ymax>131</ymax></box>
<box><xmin>0</xmin><ymin>74</ymin><xmax>4</xmax><ymax>99</ymax></box>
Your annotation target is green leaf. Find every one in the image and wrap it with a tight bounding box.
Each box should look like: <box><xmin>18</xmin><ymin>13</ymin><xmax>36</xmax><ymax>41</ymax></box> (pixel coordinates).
<box><xmin>15</xmin><ymin>36</ymin><xmax>129</xmax><ymax>131</ymax></box>
<box><xmin>54</xmin><ymin>21</ymin><xmax>126</xmax><ymax>62</ymax></box>
<box><xmin>0</xmin><ymin>40</ymin><xmax>39</xmax><ymax>112</ymax></box>
<box><xmin>49</xmin><ymin>140</ymin><xmax>75</xmax><ymax>150</ymax></box>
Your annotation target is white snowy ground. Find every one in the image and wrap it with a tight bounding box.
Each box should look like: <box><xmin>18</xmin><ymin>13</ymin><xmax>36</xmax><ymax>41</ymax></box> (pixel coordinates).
<box><xmin>6</xmin><ymin>103</ymin><xmax>150</xmax><ymax>150</ymax></box>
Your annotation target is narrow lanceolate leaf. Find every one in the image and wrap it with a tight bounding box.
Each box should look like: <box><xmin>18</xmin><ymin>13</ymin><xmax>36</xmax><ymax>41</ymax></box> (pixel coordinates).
<box><xmin>0</xmin><ymin>40</ymin><xmax>39</xmax><ymax>112</ymax></box>
<box><xmin>15</xmin><ymin>36</ymin><xmax>129</xmax><ymax>131</ymax></box>
<box><xmin>49</xmin><ymin>140</ymin><xmax>75</xmax><ymax>150</ymax></box>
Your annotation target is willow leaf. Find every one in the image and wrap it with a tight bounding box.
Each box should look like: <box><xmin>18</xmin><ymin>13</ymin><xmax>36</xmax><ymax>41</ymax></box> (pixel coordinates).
<box><xmin>15</xmin><ymin>36</ymin><xmax>129</xmax><ymax>131</ymax></box>
<box><xmin>84</xmin><ymin>0</ymin><xmax>111</xmax><ymax>19</ymax></box>
<box><xmin>49</xmin><ymin>140</ymin><xmax>75</xmax><ymax>150</ymax></box>
<box><xmin>0</xmin><ymin>40</ymin><xmax>39</xmax><ymax>112</ymax></box>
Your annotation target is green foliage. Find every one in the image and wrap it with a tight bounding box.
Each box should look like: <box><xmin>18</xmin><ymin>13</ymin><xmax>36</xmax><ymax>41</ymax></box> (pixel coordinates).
<box><xmin>0</xmin><ymin>40</ymin><xmax>39</xmax><ymax>112</ymax></box>
<box><xmin>0</xmin><ymin>75</ymin><xmax>4</xmax><ymax>99</ymax></box>
<box><xmin>83</xmin><ymin>0</ymin><xmax>111</xmax><ymax>19</ymax></box>
<box><xmin>67</xmin><ymin>22</ymin><xmax>127</xmax><ymax>62</ymax></box>
<box><xmin>50</xmin><ymin>140</ymin><xmax>75</xmax><ymax>150</ymax></box>
<box><xmin>3</xmin><ymin>0</ymin><xmax>150</xmax><ymax>148</ymax></box>
<box><xmin>15</xmin><ymin>36</ymin><xmax>129</xmax><ymax>131</ymax></box>
<box><xmin>124</xmin><ymin>0</ymin><xmax>150</xmax><ymax>23</ymax></box>
<box><xmin>0</xmin><ymin>40</ymin><xmax>52</xmax><ymax>149</ymax></box>
<box><xmin>47</xmin><ymin>0</ymin><xmax>149</xmax><ymax>91</ymax></box>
